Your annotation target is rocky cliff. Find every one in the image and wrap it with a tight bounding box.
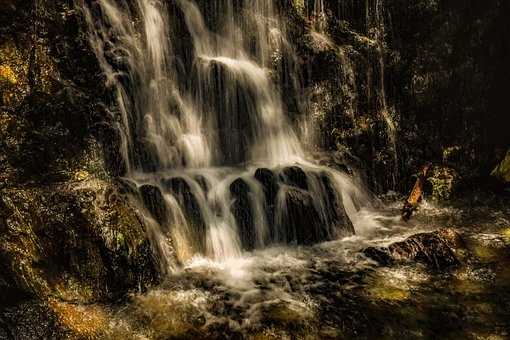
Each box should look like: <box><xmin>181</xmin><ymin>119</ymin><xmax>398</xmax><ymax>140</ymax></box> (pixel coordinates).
<box><xmin>0</xmin><ymin>1</ymin><xmax>159</xmax><ymax>336</ymax></box>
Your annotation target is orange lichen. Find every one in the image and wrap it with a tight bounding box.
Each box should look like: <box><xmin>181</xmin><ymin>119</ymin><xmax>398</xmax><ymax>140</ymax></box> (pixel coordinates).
<box><xmin>50</xmin><ymin>300</ymin><xmax>110</xmax><ymax>339</ymax></box>
<box><xmin>0</xmin><ymin>64</ymin><xmax>17</xmax><ymax>84</ymax></box>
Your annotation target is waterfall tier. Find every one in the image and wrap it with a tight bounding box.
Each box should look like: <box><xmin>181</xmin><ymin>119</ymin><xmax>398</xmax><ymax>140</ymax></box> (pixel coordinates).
<box><xmin>121</xmin><ymin>165</ymin><xmax>361</xmax><ymax>264</ymax></box>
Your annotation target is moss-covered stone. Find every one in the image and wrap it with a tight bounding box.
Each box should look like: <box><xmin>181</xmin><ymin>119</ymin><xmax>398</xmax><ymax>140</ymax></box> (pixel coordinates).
<box><xmin>364</xmin><ymin>228</ymin><xmax>464</xmax><ymax>270</ymax></box>
<box><xmin>0</xmin><ymin>180</ymin><xmax>159</xmax><ymax>305</ymax></box>
<box><xmin>491</xmin><ymin>149</ymin><xmax>510</xmax><ymax>183</ymax></box>
<box><xmin>427</xmin><ymin>165</ymin><xmax>461</xmax><ymax>201</ymax></box>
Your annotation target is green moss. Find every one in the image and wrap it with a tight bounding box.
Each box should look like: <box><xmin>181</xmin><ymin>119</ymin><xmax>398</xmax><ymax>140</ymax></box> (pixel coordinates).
<box><xmin>368</xmin><ymin>286</ymin><xmax>410</xmax><ymax>301</ymax></box>
<box><xmin>427</xmin><ymin>166</ymin><xmax>460</xmax><ymax>201</ymax></box>
<box><xmin>491</xmin><ymin>150</ymin><xmax>510</xmax><ymax>183</ymax></box>
<box><xmin>292</xmin><ymin>0</ymin><xmax>305</xmax><ymax>17</ymax></box>
<box><xmin>0</xmin><ymin>182</ymin><xmax>159</xmax><ymax>304</ymax></box>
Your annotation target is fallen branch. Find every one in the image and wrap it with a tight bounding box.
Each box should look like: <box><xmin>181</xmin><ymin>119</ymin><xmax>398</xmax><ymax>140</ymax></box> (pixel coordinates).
<box><xmin>401</xmin><ymin>163</ymin><xmax>432</xmax><ymax>221</ymax></box>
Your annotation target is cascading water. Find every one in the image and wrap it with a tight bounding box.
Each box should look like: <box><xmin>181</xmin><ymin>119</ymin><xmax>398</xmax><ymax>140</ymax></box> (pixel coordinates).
<box><xmin>370</xmin><ymin>0</ymin><xmax>399</xmax><ymax>189</ymax></box>
<box><xmin>82</xmin><ymin>0</ymin><xmax>371</xmax><ymax>271</ymax></box>
<box><xmin>311</xmin><ymin>0</ymin><xmax>327</xmax><ymax>33</ymax></box>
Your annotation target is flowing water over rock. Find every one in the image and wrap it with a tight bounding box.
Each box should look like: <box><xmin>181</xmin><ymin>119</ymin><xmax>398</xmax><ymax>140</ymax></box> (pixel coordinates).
<box><xmin>41</xmin><ymin>195</ymin><xmax>510</xmax><ymax>339</ymax></box>
<box><xmin>82</xmin><ymin>0</ymin><xmax>372</xmax><ymax>269</ymax></box>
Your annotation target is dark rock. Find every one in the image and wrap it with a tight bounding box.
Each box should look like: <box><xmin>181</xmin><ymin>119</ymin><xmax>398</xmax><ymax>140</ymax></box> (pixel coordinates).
<box><xmin>139</xmin><ymin>184</ymin><xmax>167</xmax><ymax>225</ymax></box>
<box><xmin>163</xmin><ymin>177</ymin><xmax>206</xmax><ymax>252</ymax></box>
<box><xmin>364</xmin><ymin>228</ymin><xmax>464</xmax><ymax>270</ymax></box>
<box><xmin>362</xmin><ymin>247</ymin><xmax>394</xmax><ymax>266</ymax></box>
<box><xmin>318</xmin><ymin>172</ymin><xmax>355</xmax><ymax>236</ymax></box>
<box><xmin>0</xmin><ymin>182</ymin><xmax>159</xmax><ymax>305</ymax></box>
<box><xmin>194</xmin><ymin>174</ymin><xmax>210</xmax><ymax>193</ymax></box>
<box><xmin>279</xmin><ymin>166</ymin><xmax>309</xmax><ymax>190</ymax></box>
<box><xmin>254</xmin><ymin>168</ymin><xmax>279</xmax><ymax>228</ymax></box>
<box><xmin>276</xmin><ymin>187</ymin><xmax>326</xmax><ymax>245</ymax></box>
<box><xmin>116</xmin><ymin>177</ymin><xmax>139</xmax><ymax>196</ymax></box>
<box><xmin>195</xmin><ymin>59</ymin><xmax>257</xmax><ymax>165</ymax></box>
<box><xmin>314</xmin><ymin>151</ymin><xmax>354</xmax><ymax>175</ymax></box>
<box><xmin>230</xmin><ymin>178</ymin><xmax>256</xmax><ymax>250</ymax></box>
<box><xmin>0</xmin><ymin>300</ymin><xmax>63</xmax><ymax>339</ymax></box>
<box><xmin>255</xmin><ymin>168</ymin><xmax>279</xmax><ymax>202</ymax></box>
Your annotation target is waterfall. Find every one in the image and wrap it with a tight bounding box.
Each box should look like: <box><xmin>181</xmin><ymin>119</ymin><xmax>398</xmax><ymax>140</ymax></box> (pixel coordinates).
<box><xmin>82</xmin><ymin>0</ymin><xmax>369</xmax><ymax>271</ymax></box>
<box><xmin>367</xmin><ymin>0</ymin><xmax>398</xmax><ymax>189</ymax></box>
<box><xmin>312</xmin><ymin>0</ymin><xmax>327</xmax><ymax>33</ymax></box>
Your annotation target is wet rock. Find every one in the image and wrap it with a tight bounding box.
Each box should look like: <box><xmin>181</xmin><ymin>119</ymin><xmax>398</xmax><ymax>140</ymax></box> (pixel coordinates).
<box><xmin>198</xmin><ymin>60</ymin><xmax>256</xmax><ymax>165</ymax></box>
<box><xmin>116</xmin><ymin>177</ymin><xmax>138</xmax><ymax>196</ymax></box>
<box><xmin>194</xmin><ymin>174</ymin><xmax>209</xmax><ymax>193</ymax></box>
<box><xmin>427</xmin><ymin>166</ymin><xmax>461</xmax><ymax>201</ymax></box>
<box><xmin>364</xmin><ymin>228</ymin><xmax>464</xmax><ymax>270</ymax></box>
<box><xmin>318</xmin><ymin>172</ymin><xmax>355</xmax><ymax>235</ymax></box>
<box><xmin>279</xmin><ymin>166</ymin><xmax>309</xmax><ymax>190</ymax></box>
<box><xmin>0</xmin><ymin>181</ymin><xmax>159</xmax><ymax>305</ymax></box>
<box><xmin>276</xmin><ymin>187</ymin><xmax>326</xmax><ymax>245</ymax></box>
<box><xmin>313</xmin><ymin>151</ymin><xmax>353</xmax><ymax>175</ymax></box>
<box><xmin>230</xmin><ymin>178</ymin><xmax>256</xmax><ymax>250</ymax></box>
<box><xmin>163</xmin><ymin>177</ymin><xmax>206</xmax><ymax>252</ymax></box>
<box><xmin>254</xmin><ymin>168</ymin><xmax>279</xmax><ymax>227</ymax></box>
<box><xmin>139</xmin><ymin>184</ymin><xmax>167</xmax><ymax>225</ymax></box>
<box><xmin>363</xmin><ymin>247</ymin><xmax>394</xmax><ymax>266</ymax></box>
<box><xmin>255</xmin><ymin>168</ymin><xmax>279</xmax><ymax>202</ymax></box>
<box><xmin>0</xmin><ymin>300</ymin><xmax>64</xmax><ymax>339</ymax></box>
<box><xmin>492</xmin><ymin>149</ymin><xmax>510</xmax><ymax>184</ymax></box>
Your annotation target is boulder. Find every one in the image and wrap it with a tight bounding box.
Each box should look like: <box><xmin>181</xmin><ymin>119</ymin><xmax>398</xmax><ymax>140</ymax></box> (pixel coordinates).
<box><xmin>0</xmin><ymin>181</ymin><xmax>159</xmax><ymax>305</ymax></box>
<box><xmin>254</xmin><ymin>168</ymin><xmax>279</xmax><ymax>228</ymax></box>
<box><xmin>194</xmin><ymin>174</ymin><xmax>210</xmax><ymax>193</ymax></box>
<box><xmin>364</xmin><ymin>228</ymin><xmax>464</xmax><ymax>270</ymax></box>
<box><xmin>318</xmin><ymin>172</ymin><xmax>355</xmax><ymax>236</ymax></box>
<box><xmin>279</xmin><ymin>166</ymin><xmax>309</xmax><ymax>190</ymax></box>
<box><xmin>139</xmin><ymin>184</ymin><xmax>168</xmax><ymax>225</ymax></box>
<box><xmin>230</xmin><ymin>178</ymin><xmax>256</xmax><ymax>250</ymax></box>
<box><xmin>255</xmin><ymin>168</ymin><xmax>279</xmax><ymax>203</ymax></box>
<box><xmin>276</xmin><ymin>187</ymin><xmax>326</xmax><ymax>245</ymax></box>
<box><xmin>116</xmin><ymin>177</ymin><xmax>139</xmax><ymax>196</ymax></box>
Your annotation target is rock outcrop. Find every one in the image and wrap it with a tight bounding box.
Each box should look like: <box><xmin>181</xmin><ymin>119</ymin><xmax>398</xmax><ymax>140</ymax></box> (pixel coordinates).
<box><xmin>230</xmin><ymin>178</ymin><xmax>257</xmax><ymax>250</ymax></box>
<box><xmin>0</xmin><ymin>181</ymin><xmax>159</xmax><ymax>305</ymax></box>
<box><xmin>364</xmin><ymin>228</ymin><xmax>465</xmax><ymax>270</ymax></box>
<box><xmin>0</xmin><ymin>2</ymin><xmax>161</xmax><ymax>335</ymax></box>
<box><xmin>492</xmin><ymin>149</ymin><xmax>510</xmax><ymax>184</ymax></box>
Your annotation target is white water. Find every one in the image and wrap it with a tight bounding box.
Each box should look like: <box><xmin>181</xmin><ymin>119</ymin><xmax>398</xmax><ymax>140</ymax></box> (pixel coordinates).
<box><xmin>312</xmin><ymin>0</ymin><xmax>327</xmax><ymax>33</ymax></box>
<box><xmin>82</xmin><ymin>0</ymin><xmax>378</xmax><ymax>271</ymax></box>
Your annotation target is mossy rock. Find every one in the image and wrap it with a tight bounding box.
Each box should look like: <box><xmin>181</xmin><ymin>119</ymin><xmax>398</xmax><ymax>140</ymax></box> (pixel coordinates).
<box><xmin>0</xmin><ymin>180</ymin><xmax>160</xmax><ymax>305</ymax></box>
<box><xmin>491</xmin><ymin>149</ymin><xmax>510</xmax><ymax>183</ymax></box>
<box><xmin>427</xmin><ymin>166</ymin><xmax>461</xmax><ymax>201</ymax></box>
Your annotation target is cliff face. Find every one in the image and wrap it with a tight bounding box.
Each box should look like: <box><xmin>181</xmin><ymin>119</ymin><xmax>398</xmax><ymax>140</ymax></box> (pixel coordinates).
<box><xmin>0</xmin><ymin>0</ymin><xmax>126</xmax><ymax>185</ymax></box>
<box><xmin>283</xmin><ymin>0</ymin><xmax>400</xmax><ymax>191</ymax></box>
<box><xmin>287</xmin><ymin>0</ymin><xmax>510</xmax><ymax>192</ymax></box>
<box><xmin>387</xmin><ymin>0</ymin><xmax>510</xmax><ymax>188</ymax></box>
<box><xmin>0</xmin><ymin>1</ymin><xmax>158</xmax><ymax>335</ymax></box>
